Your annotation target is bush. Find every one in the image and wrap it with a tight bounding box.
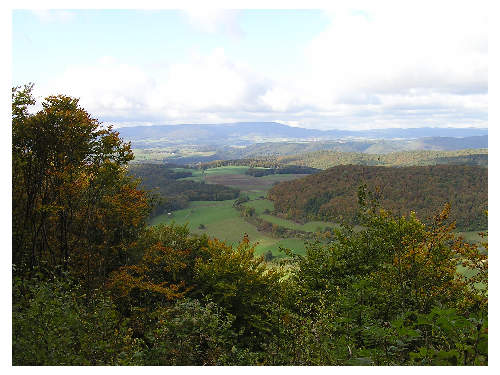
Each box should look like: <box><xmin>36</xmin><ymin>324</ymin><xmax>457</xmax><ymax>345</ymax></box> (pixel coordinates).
<box><xmin>145</xmin><ymin>299</ymin><xmax>237</xmax><ymax>365</ymax></box>
<box><xmin>12</xmin><ymin>274</ymin><xmax>143</xmax><ymax>365</ymax></box>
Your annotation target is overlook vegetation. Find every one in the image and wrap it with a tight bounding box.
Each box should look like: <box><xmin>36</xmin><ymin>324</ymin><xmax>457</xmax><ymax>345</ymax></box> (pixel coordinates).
<box><xmin>12</xmin><ymin>86</ymin><xmax>487</xmax><ymax>366</ymax></box>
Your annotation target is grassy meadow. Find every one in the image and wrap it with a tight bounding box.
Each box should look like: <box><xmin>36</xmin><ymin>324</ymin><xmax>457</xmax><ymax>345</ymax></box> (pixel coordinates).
<box><xmin>148</xmin><ymin>166</ymin><xmax>331</xmax><ymax>257</ymax></box>
<box><xmin>149</xmin><ymin>199</ymin><xmax>307</xmax><ymax>257</ymax></box>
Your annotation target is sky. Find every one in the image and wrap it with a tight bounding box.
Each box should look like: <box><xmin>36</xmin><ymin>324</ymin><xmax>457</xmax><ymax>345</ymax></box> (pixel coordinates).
<box><xmin>12</xmin><ymin>5</ymin><xmax>488</xmax><ymax>130</ymax></box>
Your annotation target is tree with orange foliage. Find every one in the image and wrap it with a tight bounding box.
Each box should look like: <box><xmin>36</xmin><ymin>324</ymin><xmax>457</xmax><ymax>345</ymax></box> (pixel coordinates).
<box><xmin>12</xmin><ymin>85</ymin><xmax>150</xmax><ymax>288</ymax></box>
<box><xmin>106</xmin><ymin>224</ymin><xmax>211</xmax><ymax>315</ymax></box>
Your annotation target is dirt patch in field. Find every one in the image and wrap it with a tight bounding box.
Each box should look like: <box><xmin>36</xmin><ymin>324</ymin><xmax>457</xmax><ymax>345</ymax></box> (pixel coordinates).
<box><xmin>205</xmin><ymin>173</ymin><xmax>306</xmax><ymax>191</ymax></box>
<box><xmin>205</xmin><ymin>174</ymin><xmax>271</xmax><ymax>190</ymax></box>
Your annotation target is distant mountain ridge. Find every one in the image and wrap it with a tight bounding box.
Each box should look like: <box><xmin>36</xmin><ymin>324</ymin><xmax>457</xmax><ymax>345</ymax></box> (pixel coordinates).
<box><xmin>117</xmin><ymin>122</ymin><xmax>488</xmax><ymax>146</ymax></box>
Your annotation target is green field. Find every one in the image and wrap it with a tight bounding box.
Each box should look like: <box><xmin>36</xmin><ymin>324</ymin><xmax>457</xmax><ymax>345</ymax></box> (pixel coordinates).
<box><xmin>241</xmin><ymin>199</ymin><xmax>274</xmax><ymax>214</ymax></box>
<box><xmin>260</xmin><ymin>214</ymin><xmax>338</xmax><ymax>232</ymax></box>
<box><xmin>245</xmin><ymin>191</ymin><xmax>268</xmax><ymax>200</ymax></box>
<box><xmin>178</xmin><ymin>166</ymin><xmax>308</xmax><ymax>192</ymax></box>
<box><xmin>458</xmin><ymin>231</ymin><xmax>488</xmax><ymax>244</ymax></box>
<box><xmin>242</xmin><ymin>198</ymin><xmax>342</xmax><ymax>232</ymax></box>
<box><xmin>148</xmin><ymin>165</ymin><xmax>319</xmax><ymax>257</ymax></box>
<box><xmin>178</xmin><ymin>166</ymin><xmax>252</xmax><ymax>182</ymax></box>
<box><xmin>201</xmin><ymin>166</ymin><xmax>251</xmax><ymax>176</ymax></box>
<box><xmin>149</xmin><ymin>199</ymin><xmax>308</xmax><ymax>257</ymax></box>
<box><xmin>257</xmin><ymin>238</ymin><xmax>307</xmax><ymax>256</ymax></box>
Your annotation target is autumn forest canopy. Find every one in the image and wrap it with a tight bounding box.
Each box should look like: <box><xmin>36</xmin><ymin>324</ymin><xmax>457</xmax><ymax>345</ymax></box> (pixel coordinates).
<box><xmin>268</xmin><ymin>164</ymin><xmax>487</xmax><ymax>231</ymax></box>
<box><xmin>12</xmin><ymin>86</ymin><xmax>488</xmax><ymax>366</ymax></box>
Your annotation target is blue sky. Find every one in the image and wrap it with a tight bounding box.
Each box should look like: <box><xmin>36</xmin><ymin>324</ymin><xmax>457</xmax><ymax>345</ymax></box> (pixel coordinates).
<box><xmin>13</xmin><ymin>10</ymin><xmax>328</xmax><ymax>85</ymax></box>
<box><xmin>12</xmin><ymin>7</ymin><xmax>488</xmax><ymax>130</ymax></box>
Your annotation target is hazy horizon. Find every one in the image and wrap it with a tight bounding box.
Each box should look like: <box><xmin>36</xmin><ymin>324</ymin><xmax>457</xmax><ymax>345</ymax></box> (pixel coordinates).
<box><xmin>109</xmin><ymin>121</ymin><xmax>489</xmax><ymax>131</ymax></box>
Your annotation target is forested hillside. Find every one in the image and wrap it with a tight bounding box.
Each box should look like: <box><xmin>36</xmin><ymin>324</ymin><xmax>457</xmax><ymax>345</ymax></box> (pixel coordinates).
<box><xmin>268</xmin><ymin>165</ymin><xmax>487</xmax><ymax>231</ymax></box>
<box><xmin>277</xmin><ymin>149</ymin><xmax>488</xmax><ymax>169</ymax></box>
<box><xmin>12</xmin><ymin>86</ymin><xmax>488</xmax><ymax>366</ymax></box>
<box><xmin>192</xmin><ymin>149</ymin><xmax>487</xmax><ymax>172</ymax></box>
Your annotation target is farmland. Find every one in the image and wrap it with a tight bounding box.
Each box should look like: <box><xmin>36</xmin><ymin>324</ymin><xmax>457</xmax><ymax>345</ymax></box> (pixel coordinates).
<box><xmin>177</xmin><ymin>165</ymin><xmax>305</xmax><ymax>191</ymax></box>
<box><xmin>148</xmin><ymin>165</ymin><xmax>334</xmax><ymax>257</ymax></box>
<box><xmin>12</xmin><ymin>10</ymin><xmax>489</xmax><ymax>365</ymax></box>
<box><xmin>149</xmin><ymin>165</ymin><xmax>487</xmax><ymax>257</ymax></box>
<box><xmin>149</xmin><ymin>199</ymin><xmax>309</xmax><ymax>257</ymax></box>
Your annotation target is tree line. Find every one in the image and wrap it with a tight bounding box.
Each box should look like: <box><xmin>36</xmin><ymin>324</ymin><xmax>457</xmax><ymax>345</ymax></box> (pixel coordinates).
<box><xmin>245</xmin><ymin>165</ymin><xmax>320</xmax><ymax>177</ymax></box>
<box><xmin>127</xmin><ymin>163</ymin><xmax>239</xmax><ymax>216</ymax></box>
<box><xmin>277</xmin><ymin>149</ymin><xmax>488</xmax><ymax>169</ymax></box>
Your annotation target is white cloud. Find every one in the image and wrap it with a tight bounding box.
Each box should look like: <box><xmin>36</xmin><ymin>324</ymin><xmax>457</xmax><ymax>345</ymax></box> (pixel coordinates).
<box><xmin>38</xmin><ymin>49</ymin><xmax>269</xmax><ymax>125</ymax></box>
<box><xmin>32</xmin><ymin>10</ymin><xmax>75</xmax><ymax>23</ymax></box>
<box><xmin>259</xmin><ymin>86</ymin><xmax>297</xmax><ymax>112</ymax></box>
<box><xmin>183</xmin><ymin>9</ymin><xmax>243</xmax><ymax>38</ymax></box>
<box><xmin>35</xmin><ymin>4</ymin><xmax>488</xmax><ymax>130</ymax></box>
<box><xmin>251</xmin><ymin>2</ymin><xmax>488</xmax><ymax>128</ymax></box>
<box><xmin>154</xmin><ymin>48</ymin><xmax>259</xmax><ymax>111</ymax></box>
<box><xmin>42</xmin><ymin>56</ymin><xmax>153</xmax><ymax>117</ymax></box>
<box><xmin>299</xmin><ymin>3</ymin><xmax>487</xmax><ymax>102</ymax></box>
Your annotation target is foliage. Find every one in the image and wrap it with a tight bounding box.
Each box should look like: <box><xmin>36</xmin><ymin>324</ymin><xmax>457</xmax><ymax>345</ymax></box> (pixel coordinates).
<box><xmin>12</xmin><ymin>85</ymin><xmax>150</xmax><ymax>287</ymax></box>
<box><xmin>12</xmin><ymin>86</ymin><xmax>487</xmax><ymax>366</ymax></box>
<box><xmin>144</xmin><ymin>299</ymin><xmax>237</xmax><ymax>365</ymax></box>
<box><xmin>12</xmin><ymin>273</ymin><xmax>144</xmax><ymax>365</ymax></box>
<box><xmin>269</xmin><ymin>164</ymin><xmax>487</xmax><ymax>231</ymax></box>
<box><xmin>106</xmin><ymin>224</ymin><xmax>211</xmax><ymax>316</ymax></box>
<box><xmin>389</xmin><ymin>307</ymin><xmax>488</xmax><ymax>365</ymax></box>
<box><xmin>278</xmin><ymin>149</ymin><xmax>488</xmax><ymax>169</ymax></box>
<box><xmin>275</xmin><ymin>187</ymin><xmax>488</xmax><ymax>365</ymax></box>
<box><xmin>193</xmin><ymin>235</ymin><xmax>283</xmax><ymax>351</ymax></box>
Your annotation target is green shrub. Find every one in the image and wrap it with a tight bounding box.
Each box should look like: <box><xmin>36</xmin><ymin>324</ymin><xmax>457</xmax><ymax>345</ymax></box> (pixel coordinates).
<box><xmin>12</xmin><ymin>275</ymin><xmax>143</xmax><ymax>365</ymax></box>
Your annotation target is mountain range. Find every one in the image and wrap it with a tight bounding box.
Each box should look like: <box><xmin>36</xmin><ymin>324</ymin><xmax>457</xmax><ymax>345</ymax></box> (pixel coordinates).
<box><xmin>117</xmin><ymin>122</ymin><xmax>488</xmax><ymax>147</ymax></box>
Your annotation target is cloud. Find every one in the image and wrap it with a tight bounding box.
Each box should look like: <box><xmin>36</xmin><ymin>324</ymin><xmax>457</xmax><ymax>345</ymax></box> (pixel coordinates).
<box><xmin>34</xmin><ymin>5</ymin><xmax>487</xmax><ymax>130</ymax></box>
<box><xmin>183</xmin><ymin>9</ymin><xmax>243</xmax><ymax>38</ymax></box>
<box><xmin>38</xmin><ymin>50</ymin><xmax>269</xmax><ymax>125</ymax></box>
<box><xmin>294</xmin><ymin>4</ymin><xmax>487</xmax><ymax>101</ymax></box>
<box><xmin>32</xmin><ymin>10</ymin><xmax>75</xmax><ymax>23</ymax></box>
<box><xmin>253</xmin><ymin>3</ymin><xmax>488</xmax><ymax>128</ymax></box>
<box><xmin>42</xmin><ymin>56</ymin><xmax>153</xmax><ymax>119</ymax></box>
<box><xmin>153</xmin><ymin>48</ymin><xmax>265</xmax><ymax>112</ymax></box>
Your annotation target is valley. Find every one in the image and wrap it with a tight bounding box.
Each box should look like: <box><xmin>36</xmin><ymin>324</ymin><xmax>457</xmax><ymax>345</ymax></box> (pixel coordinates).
<box><xmin>146</xmin><ymin>165</ymin><xmax>334</xmax><ymax>258</ymax></box>
<box><xmin>136</xmin><ymin>160</ymin><xmax>487</xmax><ymax>261</ymax></box>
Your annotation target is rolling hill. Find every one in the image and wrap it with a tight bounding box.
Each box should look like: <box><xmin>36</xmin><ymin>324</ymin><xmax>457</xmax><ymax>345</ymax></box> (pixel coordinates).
<box><xmin>268</xmin><ymin>164</ymin><xmax>487</xmax><ymax>231</ymax></box>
